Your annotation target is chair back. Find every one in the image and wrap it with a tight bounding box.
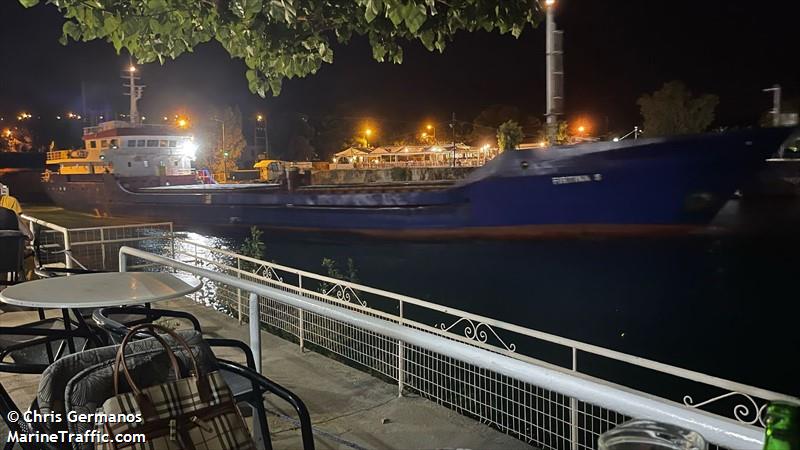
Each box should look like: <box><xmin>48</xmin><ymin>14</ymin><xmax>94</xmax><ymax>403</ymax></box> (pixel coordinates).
<box><xmin>0</xmin><ymin>229</ymin><xmax>25</xmax><ymax>285</ymax></box>
<box><xmin>0</xmin><ymin>207</ymin><xmax>17</xmax><ymax>230</ymax></box>
<box><xmin>36</xmin><ymin>331</ymin><xmax>217</xmax><ymax>440</ymax></box>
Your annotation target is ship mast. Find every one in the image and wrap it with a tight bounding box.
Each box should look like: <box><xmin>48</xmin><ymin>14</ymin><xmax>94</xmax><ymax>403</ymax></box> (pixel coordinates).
<box><xmin>122</xmin><ymin>65</ymin><xmax>144</xmax><ymax>125</ymax></box>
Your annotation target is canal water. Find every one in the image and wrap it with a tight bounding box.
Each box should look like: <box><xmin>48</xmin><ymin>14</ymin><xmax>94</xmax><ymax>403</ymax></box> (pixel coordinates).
<box><xmin>183</xmin><ymin>200</ymin><xmax>800</xmax><ymax>399</ymax></box>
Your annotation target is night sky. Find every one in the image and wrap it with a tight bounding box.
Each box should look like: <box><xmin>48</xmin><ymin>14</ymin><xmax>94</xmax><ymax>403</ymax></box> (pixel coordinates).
<box><xmin>1</xmin><ymin>0</ymin><xmax>798</xmax><ymax>143</ymax></box>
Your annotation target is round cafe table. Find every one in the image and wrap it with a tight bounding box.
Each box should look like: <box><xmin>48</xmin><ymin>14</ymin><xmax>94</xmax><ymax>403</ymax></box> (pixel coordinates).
<box><xmin>0</xmin><ymin>272</ymin><xmax>202</xmax><ymax>356</ymax></box>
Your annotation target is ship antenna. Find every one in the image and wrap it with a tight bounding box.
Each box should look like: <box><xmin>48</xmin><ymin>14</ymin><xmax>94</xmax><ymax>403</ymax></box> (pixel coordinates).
<box><xmin>122</xmin><ymin>63</ymin><xmax>144</xmax><ymax>125</ymax></box>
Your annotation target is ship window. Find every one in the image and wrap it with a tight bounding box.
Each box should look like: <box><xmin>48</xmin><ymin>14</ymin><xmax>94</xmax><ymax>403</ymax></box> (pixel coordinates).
<box><xmin>159</xmin><ymin>140</ymin><xmax>169</xmax><ymax>147</ymax></box>
<box><xmin>146</xmin><ymin>140</ymin><xmax>158</xmax><ymax>147</ymax></box>
<box><xmin>127</xmin><ymin>140</ymin><xmax>136</xmax><ymax>147</ymax></box>
<box><xmin>159</xmin><ymin>160</ymin><xmax>165</xmax><ymax>167</ymax></box>
<box><xmin>143</xmin><ymin>160</ymin><xmax>149</xmax><ymax>167</ymax></box>
<box><xmin>127</xmin><ymin>162</ymin><xmax>132</xmax><ymax>167</ymax></box>
<box><xmin>174</xmin><ymin>161</ymin><xmax>179</xmax><ymax>166</ymax></box>
<box><xmin>110</xmin><ymin>139</ymin><xmax>118</xmax><ymax>146</ymax></box>
<box><xmin>89</xmin><ymin>140</ymin><xmax>97</xmax><ymax>149</ymax></box>
<box><xmin>101</xmin><ymin>140</ymin><xmax>108</xmax><ymax>148</ymax></box>
<box><xmin>137</xmin><ymin>140</ymin><xmax>146</xmax><ymax>147</ymax></box>
<box><xmin>168</xmin><ymin>140</ymin><xmax>177</xmax><ymax>148</ymax></box>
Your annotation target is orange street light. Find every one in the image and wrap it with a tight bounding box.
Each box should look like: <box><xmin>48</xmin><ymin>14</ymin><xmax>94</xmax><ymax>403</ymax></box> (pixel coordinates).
<box><xmin>177</xmin><ymin>119</ymin><xmax>188</xmax><ymax>128</ymax></box>
<box><xmin>577</xmin><ymin>125</ymin><xmax>586</xmax><ymax>134</ymax></box>
<box><xmin>425</xmin><ymin>124</ymin><xmax>436</xmax><ymax>143</ymax></box>
<box><xmin>364</xmin><ymin>128</ymin><xmax>373</xmax><ymax>148</ymax></box>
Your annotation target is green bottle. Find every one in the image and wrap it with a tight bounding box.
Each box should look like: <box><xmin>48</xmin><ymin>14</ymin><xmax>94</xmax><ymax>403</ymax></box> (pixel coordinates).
<box><xmin>764</xmin><ymin>401</ymin><xmax>800</xmax><ymax>450</ymax></box>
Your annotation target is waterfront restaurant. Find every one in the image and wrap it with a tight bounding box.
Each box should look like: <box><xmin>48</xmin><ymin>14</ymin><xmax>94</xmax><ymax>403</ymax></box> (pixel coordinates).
<box><xmin>336</xmin><ymin>143</ymin><xmax>494</xmax><ymax>168</ymax></box>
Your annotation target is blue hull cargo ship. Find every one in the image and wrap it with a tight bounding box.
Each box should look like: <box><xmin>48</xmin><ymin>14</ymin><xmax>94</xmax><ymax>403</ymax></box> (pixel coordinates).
<box><xmin>42</xmin><ymin>118</ymin><xmax>796</xmax><ymax>238</ymax></box>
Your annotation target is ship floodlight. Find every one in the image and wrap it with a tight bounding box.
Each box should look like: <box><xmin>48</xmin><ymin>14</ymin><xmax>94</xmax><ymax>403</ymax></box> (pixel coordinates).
<box><xmin>180</xmin><ymin>141</ymin><xmax>198</xmax><ymax>159</ymax></box>
<box><xmin>613</xmin><ymin>137</ymin><xmax>620</xmax><ymax>142</ymax></box>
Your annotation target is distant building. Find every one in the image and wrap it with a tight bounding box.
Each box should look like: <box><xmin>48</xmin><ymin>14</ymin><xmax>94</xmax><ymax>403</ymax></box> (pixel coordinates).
<box><xmin>332</xmin><ymin>144</ymin><xmax>495</xmax><ymax>168</ymax></box>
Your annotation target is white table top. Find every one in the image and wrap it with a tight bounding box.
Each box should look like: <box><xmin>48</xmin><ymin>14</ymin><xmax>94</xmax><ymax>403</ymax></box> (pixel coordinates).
<box><xmin>0</xmin><ymin>272</ymin><xmax>202</xmax><ymax>309</ymax></box>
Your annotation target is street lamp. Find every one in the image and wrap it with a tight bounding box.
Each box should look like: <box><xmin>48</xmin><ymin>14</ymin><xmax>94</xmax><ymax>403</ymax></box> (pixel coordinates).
<box><xmin>211</xmin><ymin>117</ymin><xmax>227</xmax><ymax>182</ymax></box>
<box><xmin>364</xmin><ymin>128</ymin><xmax>373</xmax><ymax>148</ymax></box>
<box><xmin>426</xmin><ymin>124</ymin><xmax>436</xmax><ymax>144</ymax></box>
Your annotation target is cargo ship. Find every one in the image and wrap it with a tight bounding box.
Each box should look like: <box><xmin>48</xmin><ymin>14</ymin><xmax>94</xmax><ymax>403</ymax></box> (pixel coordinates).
<box><xmin>40</xmin><ymin>68</ymin><xmax>797</xmax><ymax>237</ymax></box>
<box><xmin>42</xmin><ymin>117</ymin><xmax>796</xmax><ymax>237</ymax></box>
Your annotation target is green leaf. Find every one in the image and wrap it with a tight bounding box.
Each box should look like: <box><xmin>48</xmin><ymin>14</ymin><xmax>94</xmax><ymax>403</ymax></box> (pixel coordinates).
<box><xmin>402</xmin><ymin>2</ymin><xmax>426</xmax><ymax>33</ymax></box>
<box><xmin>386</xmin><ymin>3</ymin><xmax>404</xmax><ymax>26</ymax></box>
<box><xmin>419</xmin><ymin>30</ymin><xmax>434</xmax><ymax>50</ymax></box>
<box><xmin>103</xmin><ymin>15</ymin><xmax>120</xmax><ymax>35</ymax></box>
<box><xmin>62</xmin><ymin>21</ymin><xmax>81</xmax><ymax>41</ymax></box>
<box><xmin>372</xmin><ymin>43</ymin><xmax>387</xmax><ymax>61</ymax></box>
<box><xmin>18</xmin><ymin>0</ymin><xmax>39</xmax><ymax>7</ymax></box>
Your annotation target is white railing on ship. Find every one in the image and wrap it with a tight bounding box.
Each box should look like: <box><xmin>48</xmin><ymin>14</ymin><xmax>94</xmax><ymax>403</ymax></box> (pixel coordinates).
<box><xmin>119</xmin><ymin>246</ymin><xmax>766</xmax><ymax>450</ymax></box>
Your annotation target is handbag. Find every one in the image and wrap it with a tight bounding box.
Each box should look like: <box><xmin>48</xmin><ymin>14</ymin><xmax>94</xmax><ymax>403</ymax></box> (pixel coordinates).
<box><xmin>95</xmin><ymin>323</ymin><xmax>256</xmax><ymax>450</ymax></box>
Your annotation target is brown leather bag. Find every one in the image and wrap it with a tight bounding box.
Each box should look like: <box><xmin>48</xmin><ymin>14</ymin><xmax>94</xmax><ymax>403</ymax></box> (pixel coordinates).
<box><xmin>95</xmin><ymin>323</ymin><xmax>255</xmax><ymax>450</ymax></box>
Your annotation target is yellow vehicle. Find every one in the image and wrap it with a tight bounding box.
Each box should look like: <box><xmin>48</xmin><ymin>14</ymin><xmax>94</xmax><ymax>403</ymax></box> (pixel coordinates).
<box><xmin>254</xmin><ymin>160</ymin><xmax>321</xmax><ymax>182</ymax></box>
<box><xmin>253</xmin><ymin>159</ymin><xmax>288</xmax><ymax>182</ymax></box>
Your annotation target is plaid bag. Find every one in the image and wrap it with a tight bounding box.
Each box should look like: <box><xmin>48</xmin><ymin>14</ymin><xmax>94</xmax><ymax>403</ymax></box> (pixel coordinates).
<box><xmin>95</xmin><ymin>324</ymin><xmax>256</xmax><ymax>450</ymax></box>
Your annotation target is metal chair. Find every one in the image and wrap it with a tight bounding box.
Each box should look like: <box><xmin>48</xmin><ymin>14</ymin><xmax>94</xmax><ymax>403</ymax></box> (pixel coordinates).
<box><xmin>92</xmin><ymin>306</ymin><xmax>315</xmax><ymax>450</ymax></box>
<box><xmin>0</xmin><ymin>230</ymin><xmax>25</xmax><ymax>286</ymax></box>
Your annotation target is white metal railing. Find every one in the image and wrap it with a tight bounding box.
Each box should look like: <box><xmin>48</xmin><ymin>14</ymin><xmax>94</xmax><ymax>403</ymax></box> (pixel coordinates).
<box><xmin>22</xmin><ymin>215</ymin><xmax>173</xmax><ymax>271</ymax></box>
<box><xmin>119</xmin><ymin>244</ymin><xmax>791</xmax><ymax>450</ymax></box>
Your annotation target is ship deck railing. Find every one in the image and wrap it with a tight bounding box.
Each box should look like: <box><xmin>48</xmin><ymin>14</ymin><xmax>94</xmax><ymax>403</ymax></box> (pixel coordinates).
<box><xmin>12</xmin><ymin>216</ymin><xmax>800</xmax><ymax>450</ymax></box>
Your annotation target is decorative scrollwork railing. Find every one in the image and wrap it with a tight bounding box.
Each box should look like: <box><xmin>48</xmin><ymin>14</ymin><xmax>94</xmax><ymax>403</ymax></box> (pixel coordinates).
<box><xmin>439</xmin><ymin>317</ymin><xmax>517</xmax><ymax>352</ymax></box>
<box><xmin>683</xmin><ymin>392</ymin><xmax>768</xmax><ymax>427</ymax></box>
<box><xmin>324</xmin><ymin>284</ymin><xmax>367</xmax><ymax>307</ymax></box>
<box><xmin>256</xmin><ymin>264</ymin><xmax>284</xmax><ymax>283</ymax></box>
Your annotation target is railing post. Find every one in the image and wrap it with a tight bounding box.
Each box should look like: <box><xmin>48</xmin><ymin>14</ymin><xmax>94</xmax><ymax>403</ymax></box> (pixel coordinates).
<box><xmin>398</xmin><ymin>300</ymin><xmax>404</xmax><ymax>398</ymax></box>
<box><xmin>63</xmin><ymin>229</ymin><xmax>73</xmax><ymax>269</ymax></box>
<box><xmin>571</xmin><ymin>347</ymin><xmax>579</xmax><ymax>450</ymax></box>
<box><xmin>169</xmin><ymin>224</ymin><xmax>175</xmax><ymax>260</ymax></box>
<box><xmin>118</xmin><ymin>250</ymin><xmax>127</xmax><ymax>273</ymax></box>
<box><xmin>100</xmin><ymin>228</ymin><xmax>107</xmax><ymax>270</ymax></box>
<box><xmin>248</xmin><ymin>292</ymin><xmax>262</xmax><ymax>373</ymax></box>
<box><xmin>298</xmin><ymin>275</ymin><xmax>305</xmax><ymax>351</ymax></box>
<box><xmin>237</xmin><ymin>259</ymin><xmax>243</xmax><ymax>325</ymax></box>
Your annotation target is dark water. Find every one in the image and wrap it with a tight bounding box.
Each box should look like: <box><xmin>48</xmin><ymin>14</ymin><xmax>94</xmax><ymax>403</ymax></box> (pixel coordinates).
<box><xmin>182</xmin><ymin>199</ymin><xmax>800</xmax><ymax>398</ymax></box>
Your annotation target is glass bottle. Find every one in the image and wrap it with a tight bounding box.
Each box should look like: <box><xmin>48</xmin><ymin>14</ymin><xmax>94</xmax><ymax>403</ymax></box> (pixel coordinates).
<box><xmin>598</xmin><ymin>419</ymin><xmax>706</xmax><ymax>450</ymax></box>
<box><xmin>763</xmin><ymin>401</ymin><xmax>800</xmax><ymax>450</ymax></box>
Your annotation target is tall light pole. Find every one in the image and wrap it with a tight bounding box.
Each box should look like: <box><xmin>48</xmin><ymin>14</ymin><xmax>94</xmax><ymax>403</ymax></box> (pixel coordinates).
<box><xmin>255</xmin><ymin>114</ymin><xmax>269</xmax><ymax>159</ymax></box>
<box><xmin>544</xmin><ymin>0</ymin><xmax>564</xmax><ymax>145</ymax></box>
<box><xmin>211</xmin><ymin>117</ymin><xmax>226</xmax><ymax>182</ymax></box>
<box><xmin>122</xmin><ymin>65</ymin><xmax>144</xmax><ymax>125</ymax></box>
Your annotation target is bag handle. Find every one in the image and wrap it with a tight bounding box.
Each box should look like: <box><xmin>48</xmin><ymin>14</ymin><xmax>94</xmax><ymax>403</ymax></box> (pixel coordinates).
<box><xmin>112</xmin><ymin>324</ymin><xmax>211</xmax><ymax>418</ymax></box>
<box><xmin>113</xmin><ymin>324</ymin><xmax>182</xmax><ymax>396</ymax></box>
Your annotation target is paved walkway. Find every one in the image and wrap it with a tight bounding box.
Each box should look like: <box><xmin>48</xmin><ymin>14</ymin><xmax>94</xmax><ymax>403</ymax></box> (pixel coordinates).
<box><xmin>1</xmin><ymin>298</ymin><xmax>533</xmax><ymax>450</ymax></box>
